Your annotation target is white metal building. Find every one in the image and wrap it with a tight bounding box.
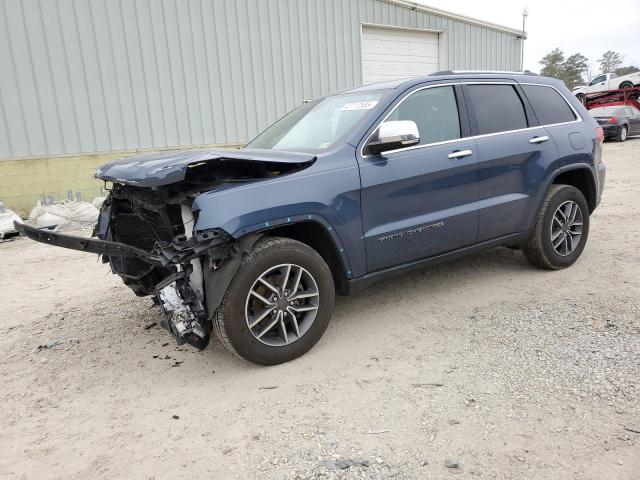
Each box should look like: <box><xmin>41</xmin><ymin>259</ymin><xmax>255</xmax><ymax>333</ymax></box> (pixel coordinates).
<box><xmin>0</xmin><ymin>0</ymin><xmax>525</xmax><ymax>159</ymax></box>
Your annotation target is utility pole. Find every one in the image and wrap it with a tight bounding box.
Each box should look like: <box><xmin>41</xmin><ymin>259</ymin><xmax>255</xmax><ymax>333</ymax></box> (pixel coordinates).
<box><xmin>521</xmin><ymin>7</ymin><xmax>528</xmax><ymax>71</ymax></box>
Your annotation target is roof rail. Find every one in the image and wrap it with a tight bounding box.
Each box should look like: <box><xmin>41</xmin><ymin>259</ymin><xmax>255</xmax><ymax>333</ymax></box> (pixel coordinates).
<box><xmin>430</xmin><ymin>70</ymin><xmax>529</xmax><ymax>76</ymax></box>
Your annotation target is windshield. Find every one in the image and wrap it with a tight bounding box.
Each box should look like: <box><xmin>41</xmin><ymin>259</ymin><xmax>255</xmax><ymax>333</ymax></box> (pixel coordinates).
<box><xmin>247</xmin><ymin>91</ymin><xmax>389</xmax><ymax>151</ymax></box>
<box><xmin>589</xmin><ymin>107</ymin><xmax>626</xmax><ymax>116</ymax></box>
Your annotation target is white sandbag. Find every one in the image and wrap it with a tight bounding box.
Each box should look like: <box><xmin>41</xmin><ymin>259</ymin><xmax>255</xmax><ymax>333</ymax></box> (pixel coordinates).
<box><xmin>27</xmin><ymin>200</ymin><xmax>99</xmax><ymax>232</ymax></box>
<box><xmin>92</xmin><ymin>196</ymin><xmax>106</xmax><ymax>210</ymax></box>
<box><xmin>0</xmin><ymin>207</ymin><xmax>22</xmax><ymax>238</ymax></box>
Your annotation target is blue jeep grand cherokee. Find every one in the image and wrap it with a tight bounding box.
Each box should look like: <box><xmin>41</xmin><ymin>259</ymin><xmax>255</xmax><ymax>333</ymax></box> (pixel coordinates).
<box><xmin>18</xmin><ymin>72</ymin><xmax>606</xmax><ymax>365</ymax></box>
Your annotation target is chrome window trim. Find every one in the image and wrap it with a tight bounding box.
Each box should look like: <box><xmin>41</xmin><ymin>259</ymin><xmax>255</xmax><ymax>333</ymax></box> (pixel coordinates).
<box><xmin>365</xmin><ymin>136</ymin><xmax>474</xmax><ymax>157</ymax></box>
<box><xmin>360</xmin><ymin>81</ymin><xmax>583</xmax><ymax>159</ymax></box>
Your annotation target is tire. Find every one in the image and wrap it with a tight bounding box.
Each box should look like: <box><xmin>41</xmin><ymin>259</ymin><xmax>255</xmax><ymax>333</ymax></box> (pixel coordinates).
<box><xmin>213</xmin><ymin>237</ymin><xmax>335</xmax><ymax>365</ymax></box>
<box><xmin>620</xmin><ymin>81</ymin><xmax>634</xmax><ymax>89</ymax></box>
<box><xmin>616</xmin><ymin>126</ymin><xmax>628</xmax><ymax>142</ymax></box>
<box><xmin>575</xmin><ymin>93</ymin><xmax>585</xmax><ymax>104</ymax></box>
<box><xmin>523</xmin><ymin>184</ymin><xmax>590</xmax><ymax>270</ymax></box>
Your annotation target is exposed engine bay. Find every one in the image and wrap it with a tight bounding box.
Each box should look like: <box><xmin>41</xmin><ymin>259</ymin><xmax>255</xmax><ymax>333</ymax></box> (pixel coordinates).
<box><xmin>17</xmin><ymin>149</ymin><xmax>316</xmax><ymax>350</ymax></box>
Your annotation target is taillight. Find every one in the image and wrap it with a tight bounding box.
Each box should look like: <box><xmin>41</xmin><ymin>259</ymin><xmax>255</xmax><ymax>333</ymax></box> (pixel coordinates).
<box><xmin>607</xmin><ymin>117</ymin><xmax>618</xmax><ymax>123</ymax></box>
<box><xmin>595</xmin><ymin>127</ymin><xmax>604</xmax><ymax>142</ymax></box>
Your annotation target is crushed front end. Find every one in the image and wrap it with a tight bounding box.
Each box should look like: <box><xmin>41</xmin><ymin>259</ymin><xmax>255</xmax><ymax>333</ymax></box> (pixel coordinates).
<box><xmin>15</xmin><ymin>148</ymin><xmax>316</xmax><ymax>350</ymax></box>
<box><xmin>94</xmin><ymin>182</ymin><xmax>233</xmax><ymax>349</ymax></box>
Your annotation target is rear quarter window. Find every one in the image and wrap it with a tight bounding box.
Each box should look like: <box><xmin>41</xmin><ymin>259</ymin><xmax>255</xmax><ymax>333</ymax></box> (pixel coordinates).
<box><xmin>466</xmin><ymin>84</ymin><xmax>528</xmax><ymax>135</ymax></box>
<box><xmin>521</xmin><ymin>85</ymin><xmax>577</xmax><ymax>125</ymax></box>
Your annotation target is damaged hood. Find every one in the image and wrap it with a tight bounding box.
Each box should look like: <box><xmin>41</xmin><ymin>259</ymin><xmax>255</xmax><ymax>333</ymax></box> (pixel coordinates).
<box><xmin>95</xmin><ymin>148</ymin><xmax>317</xmax><ymax>187</ymax></box>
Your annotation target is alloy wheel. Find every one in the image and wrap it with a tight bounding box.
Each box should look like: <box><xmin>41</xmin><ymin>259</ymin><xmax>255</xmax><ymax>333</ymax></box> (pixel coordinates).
<box><xmin>550</xmin><ymin>200</ymin><xmax>584</xmax><ymax>256</ymax></box>
<box><xmin>245</xmin><ymin>264</ymin><xmax>319</xmax><ymax>347</ymax></box>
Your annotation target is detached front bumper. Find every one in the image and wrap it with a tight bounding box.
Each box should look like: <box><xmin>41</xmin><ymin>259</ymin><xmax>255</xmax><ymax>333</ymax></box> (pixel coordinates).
<box><xmin>14</xmin><ymin>221</ymin><xmax>163</xmax><ymax>265</ymax></box>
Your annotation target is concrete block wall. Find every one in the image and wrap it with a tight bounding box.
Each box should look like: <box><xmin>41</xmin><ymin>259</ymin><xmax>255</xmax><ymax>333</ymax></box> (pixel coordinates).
<box><xmin>0</xmin><ymin>144</ymin><xmax>240</xmax><ymax>218</ymax></box>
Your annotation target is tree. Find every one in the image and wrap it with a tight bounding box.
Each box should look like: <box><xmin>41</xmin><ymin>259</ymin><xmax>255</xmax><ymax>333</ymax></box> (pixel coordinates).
<box><xmin>599</xmin><ymin>50</ymin><xmax>623</xmax><ymax>74</ymax></box>
<box><xmin>615</xmin><ymin>65</ymin><xmax>640</xmax><ymax>76</ymax></box>
<box><xmin>563</xmin><ymin>53</ymin><xmax>589</xmax><ymax>89</ymax></box>
<box><xmin>538</xmin><ymin>48</ymin><xmax>589</xmax><ymax>89</ymax></box>
<box><xmin>539</xmin><ymin>48</ymin><xmax>565</xmax><ymax>79</ymax></box>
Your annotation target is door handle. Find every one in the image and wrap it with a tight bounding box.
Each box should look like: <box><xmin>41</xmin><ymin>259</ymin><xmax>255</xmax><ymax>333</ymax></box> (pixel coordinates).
<box><xmin>529</xmin><ymin>136</ymin><xmax>549</xmax><ymax>144</ymax></box>
<box><xmin>447</xmin><ymin>149</ymin><xmax>473</xmax><ymax>159</ymax></box>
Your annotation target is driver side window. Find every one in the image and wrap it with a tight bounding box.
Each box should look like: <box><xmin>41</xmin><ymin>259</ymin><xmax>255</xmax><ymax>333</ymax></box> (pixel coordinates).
<box><xmin>387</xmin><ymin>86</ymin><xmax>461</xmax><ymax>146</ymax></box>
<box><xmin>589</xmin><ymin>75</ymin><xmax>606</xmax><ymax>86</ymax></box>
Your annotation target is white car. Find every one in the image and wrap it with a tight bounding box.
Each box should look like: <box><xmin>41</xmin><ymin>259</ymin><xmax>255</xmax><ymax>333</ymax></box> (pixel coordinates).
<box><xmin>573</xmin><ymin>72</ymin><xmax>640</xmax><ymax>99</ymax></box>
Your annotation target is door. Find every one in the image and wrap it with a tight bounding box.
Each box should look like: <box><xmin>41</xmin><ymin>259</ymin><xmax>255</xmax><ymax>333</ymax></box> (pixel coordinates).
<box><xmin>361</xmin><ymin>25</ymin><xmax>439</xmax><ymax>84</ymax></box>
<box><xmin>463</xmin><ymin>83</ymin><xmax>559</xmax><ymax>241</ymax></box>
<box><xmin>358</xmin><ymin>84</ymin><xmax>479</xmax><ymax>272</ymax></box>
<box><xmin>585</xmin><ymin>74</ymin><xmax>608</xmax><ymax>94</ymax></box>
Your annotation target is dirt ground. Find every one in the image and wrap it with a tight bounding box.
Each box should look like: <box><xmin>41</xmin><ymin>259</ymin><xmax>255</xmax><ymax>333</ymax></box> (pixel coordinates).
<box><xmin>1</xmin><ymin>140</ymin><xmax>639</xmax><ymax>480</ymax></box>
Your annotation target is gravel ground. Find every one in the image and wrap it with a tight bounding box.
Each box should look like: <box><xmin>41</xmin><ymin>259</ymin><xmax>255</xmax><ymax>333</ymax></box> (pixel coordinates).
<box><xmin>1</xmin><ymin>140</ymin><xmax>639</xmax><ymax>479</ymax></box>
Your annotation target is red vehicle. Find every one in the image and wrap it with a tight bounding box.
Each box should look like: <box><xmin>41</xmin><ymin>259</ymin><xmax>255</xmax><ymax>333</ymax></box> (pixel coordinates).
<box><xmin>582</xmin><ymin>87</ymin><xmax>640</xmax><ymax>142</ymax></box>
<box><xmin>583</xmin><ymin>86</ymin><xmax>640</xmax><ymax>110</ymax></box>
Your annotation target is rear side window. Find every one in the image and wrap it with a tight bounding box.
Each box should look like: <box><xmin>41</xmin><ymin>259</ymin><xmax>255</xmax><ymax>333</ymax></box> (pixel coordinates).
<box><xmin>466</xmin><ymin>84</ymin><xmax>528</xmax><ymax>135</ymax></box>
<box><xmin>387</xmin><ymin>86</ymin><xmax>461</xmax><ymax>145</ymax></box>
<box><xmin>522</xmin><ymin>85</ymin><xmax>577</xmax><ymax>125</ymax></box>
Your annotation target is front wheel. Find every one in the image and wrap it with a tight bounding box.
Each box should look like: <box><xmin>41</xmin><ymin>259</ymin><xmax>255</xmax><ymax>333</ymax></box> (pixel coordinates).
<box><xmin>522</xmin><ymin>184</ymin><xmax>590</xmax><ymax>270</ymax></box>
<box><xmin>214</xmin><ymin>237</ymin><xmax>335</xmax><ymax>365</ymax></box>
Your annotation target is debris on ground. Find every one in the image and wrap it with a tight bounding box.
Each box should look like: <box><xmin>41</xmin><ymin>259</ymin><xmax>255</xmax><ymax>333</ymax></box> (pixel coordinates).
<box><xmin>444</xmin><ymin>459</ymin><xmax>461</xmax><ymax>469</ymax></box>
<box><xmin>411</xmin><ymin>382</ymin><xmax>444</xmax><ymax>387</ymax></box>
<box><xmin>144</xmin><ymin>322</ymin><xmax>157</xmax><ymax>330</ymax></box>
<box><xmin>324</xmin><ymin>458</ymin><xmax>370</xmax><ymax>470</ymax></box>
<box><xmin>32</xmin><ymin>338</ymin><xmax>80</xmax><ymax>352</ymax></box>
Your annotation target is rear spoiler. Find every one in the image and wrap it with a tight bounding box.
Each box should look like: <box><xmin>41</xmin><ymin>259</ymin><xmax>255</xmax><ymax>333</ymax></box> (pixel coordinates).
<box><xmin>14</xmin><ymin>221</ymin><xmax>162</xmax><ymax>265</ymax></box>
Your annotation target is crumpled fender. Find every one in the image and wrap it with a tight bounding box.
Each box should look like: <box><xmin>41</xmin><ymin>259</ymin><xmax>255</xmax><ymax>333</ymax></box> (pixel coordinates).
<box><xmin>203</xmin><ymin>233</ymin><xmax>263</xmax><ymax>320</ymax></box>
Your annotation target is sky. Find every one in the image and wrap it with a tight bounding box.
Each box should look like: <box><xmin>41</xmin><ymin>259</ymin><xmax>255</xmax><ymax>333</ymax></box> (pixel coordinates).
<box><xmin>415</xmin><ymin>0</ymin><xmax>640</xmax><ymax>76</ymax></box>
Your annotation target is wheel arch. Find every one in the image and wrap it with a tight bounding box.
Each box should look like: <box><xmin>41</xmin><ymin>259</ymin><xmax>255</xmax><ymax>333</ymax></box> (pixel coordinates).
<box><xmin>238</xmin><ymin>219</ymin><xmax>351</xmax><ymax>295</ymax></box>
<box><xmin>550</xmin><ymin>166</ymin><xmax>597</xmax><ymax>213</ymax></box>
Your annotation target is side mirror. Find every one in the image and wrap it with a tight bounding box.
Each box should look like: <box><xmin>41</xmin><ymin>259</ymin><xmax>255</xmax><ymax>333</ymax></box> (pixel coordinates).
<box><xmin>367</xmin><ymin>120</ymin><xmax>420</xmax><ymax>155</ymax></box>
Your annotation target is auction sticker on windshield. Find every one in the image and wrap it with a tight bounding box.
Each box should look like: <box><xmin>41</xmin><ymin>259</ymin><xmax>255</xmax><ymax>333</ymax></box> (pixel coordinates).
<box><xmin>341</xmin><ymin>101</ymin><xmax>379</xmax><ymax>111</ymax></box>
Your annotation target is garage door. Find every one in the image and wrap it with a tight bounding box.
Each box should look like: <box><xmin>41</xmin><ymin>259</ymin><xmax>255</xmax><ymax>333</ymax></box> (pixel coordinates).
<box><xmin>361</xmin><ymin>26</ymin><xmax>440</xmax><ymax>84</ymax></box>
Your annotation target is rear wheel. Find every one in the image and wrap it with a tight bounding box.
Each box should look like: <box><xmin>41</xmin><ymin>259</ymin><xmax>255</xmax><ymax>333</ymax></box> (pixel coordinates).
<box><xmin>616</xmin><ymin>126</ymin><xmax>628</xmax><ymax>142</ymax></box>
<box><xmin>523</xmin><ymin>185</ymin><xmax>590</xmax><ymax>270</ymax></box>
<box><xmin>620</xmin><ymin>81</ymin><xmax>634</xmax><ymax>89</ymax></box>
<box><xmin>214</xmin><ymin>237</ymin><xmax>335</xmax><ymax>365</ymax></box>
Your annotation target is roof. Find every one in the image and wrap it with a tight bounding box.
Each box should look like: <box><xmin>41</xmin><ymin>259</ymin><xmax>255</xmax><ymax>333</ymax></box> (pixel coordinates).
<box><xmin>385</xmin><ymin>0</ymin><xmax>525</xmax><ymax>37</ymax></box>
<box><xmin>343</xmin><ymin>73</ymin><xmax>557</xmax><ymax>94</ymax></box>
